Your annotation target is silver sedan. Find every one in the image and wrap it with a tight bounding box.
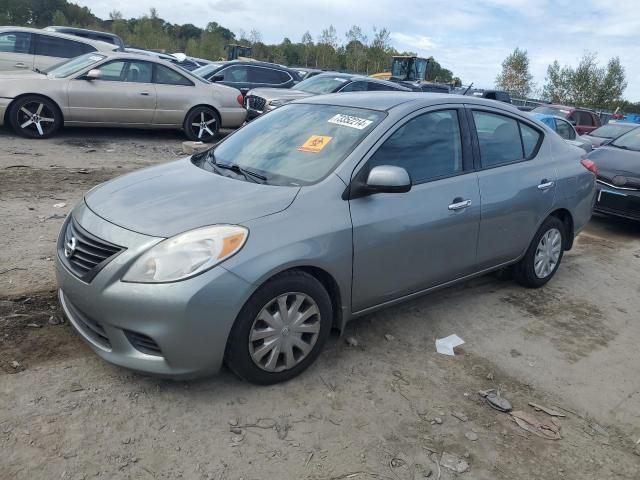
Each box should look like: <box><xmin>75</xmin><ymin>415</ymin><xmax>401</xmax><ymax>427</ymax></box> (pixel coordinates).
<box><xmin>56</xmin><ymin>93</ymin><xmax>595</xmax><ymax>384</ymax></box>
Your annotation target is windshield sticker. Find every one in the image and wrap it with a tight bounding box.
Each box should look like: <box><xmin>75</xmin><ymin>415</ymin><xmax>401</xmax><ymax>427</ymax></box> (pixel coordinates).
<box><xmin>328</xmin><ymin>114</ymin><xmax>373</xmax><ymax>130</ymax></box>
<box><xmin>333</xmin><ymin>78</ymin><xmax>348</xmax><ymax>82</ymax></box>
<box><xmin>89</xmin><ymin>55</ymin><xmax>103</xmax><ymax>61</ymax></box>
<box><xmin>298</xmin><ymin>135</ymin><xmax>333</xmax><ymax>153</ymax></box>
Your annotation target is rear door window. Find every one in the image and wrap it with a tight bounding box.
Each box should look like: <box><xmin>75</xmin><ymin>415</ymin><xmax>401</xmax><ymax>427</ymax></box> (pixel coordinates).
<box><xmin>154</xmin><ymin>64</ymin><xmax>193</xmax><ymax>86</ymax></box>
<box><xmin>249</xmin><ymin>66</ymin><xmax>290</xmax><ymax>84</ymax></box>
<box><xmin>472</xmin><ymin>110</ymin><xmax>541</xmax><ymax>167</ymax></box>
<box><xmin>339</xmin><ymin>81</ymin><xmax>368</xmax><ymax>92</ymax></box>
<box><xmin>220</xmin><ymin>65</ymin><xmax>248</xmax><ymax>83</ymax></box>
<box><xmin>555</xmin><ymin>119</ymin><xmax>576</xmax><ymax>140</ymax></box>
<box><xmin>0</xmin><ymin>32</ymin><xmax>32</xmax><ymax>53</ymax></box>
<box><xmin>577</xmin><ymin>111</ymin><xmax>594</xmax><ymax>126</ymax></box>
<box><xmin>35</xmin><ymin>35</ymin><xmax>93</xmax><ymax>58</ymax></box>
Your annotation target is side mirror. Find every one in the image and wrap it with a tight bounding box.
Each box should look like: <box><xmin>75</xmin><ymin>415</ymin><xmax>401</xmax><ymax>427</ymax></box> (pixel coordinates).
<box><xmin>210</xmin><ymin>74</ymin><xmax>224</xmax><ymax>82</ymax></box>
<box><xmin>84</xmin><ymin>69</ymin><xmax>101</xmax><ymax>80</ymax></box>
<box><xmin>345</xmin><ymin>165</ymin><xmax>411</xmax><ymax>199</ymax></box>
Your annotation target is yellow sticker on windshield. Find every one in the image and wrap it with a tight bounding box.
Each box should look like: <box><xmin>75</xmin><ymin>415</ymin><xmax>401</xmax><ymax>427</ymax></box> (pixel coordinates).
<box><xmin>298</xmin><ymin>135</ymin><xmax>333</xmax><ymax>153</ymax></box>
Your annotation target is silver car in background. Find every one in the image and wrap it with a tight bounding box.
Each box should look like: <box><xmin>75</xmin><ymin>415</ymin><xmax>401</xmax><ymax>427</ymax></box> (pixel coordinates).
<box><xmin>0</xmin><ymin>51</ymin><xmax>246</xmax><ymax>140</ymax></box>
<box><xmin>56</xmin><ymin>93</ymin><xmax>595</xmax><ymax>384</ymax></box>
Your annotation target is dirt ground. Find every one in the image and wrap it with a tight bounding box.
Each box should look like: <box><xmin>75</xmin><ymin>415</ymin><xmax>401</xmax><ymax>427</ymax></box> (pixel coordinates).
<box><xmin>1</xmin><ymin>126</ymin><xmax>639</xmax><ymax>480</ymax></box>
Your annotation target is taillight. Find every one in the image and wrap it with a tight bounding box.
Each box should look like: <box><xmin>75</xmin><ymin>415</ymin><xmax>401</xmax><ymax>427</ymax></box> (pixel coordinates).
<box><xmin>237</xmin><ymin>94</ymin><xmax>244</xmax><ymax>106</ymax></box>
<box><xmin>581</xmin><ymin>159</ymin><xmax>598</xmax><ymax>175</ymax></box>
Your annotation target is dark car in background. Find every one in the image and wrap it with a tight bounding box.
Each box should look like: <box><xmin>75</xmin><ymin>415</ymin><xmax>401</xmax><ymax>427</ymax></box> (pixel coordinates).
<box><xmin>532</xmin><ymin>104</ymin><xmax>601</xmax><ymax>135</ymax></box>
<box><xmin>587</xmin><ymin>128</ymin><xmax>640</xmax><ymax>221</ymax></box>
<box><xmin>244</xmin><ymin>72</ymin><xmax>411</xmax><ymax>118</ymax></box>
<box><xmin>44</xmin><ymin>26</ymin><xmax>125</xmax><ymax>50</ymax></box>
<box><xmin>192</xmin><ymin>60</ymin><xmax>302</xmax><ymax>95</ymax></box>
<box><xmin>581</xmin><ymin>122</ymin><xmax>640</xmax><ymax>148</ymax></box>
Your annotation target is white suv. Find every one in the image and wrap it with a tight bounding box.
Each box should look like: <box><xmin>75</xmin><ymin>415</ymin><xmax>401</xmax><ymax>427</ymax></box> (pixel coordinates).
<box><xmin>0</xmin><ymin>26</ymin><xmax>117</xmax><ymax>72</ymax></box>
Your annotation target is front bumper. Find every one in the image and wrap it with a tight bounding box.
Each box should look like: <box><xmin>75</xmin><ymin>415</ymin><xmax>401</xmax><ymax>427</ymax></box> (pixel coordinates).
<box><xmin>56</xmin><ymin>202</ymin><xmax>255</xmax><ymax>378</ymax></box>
<box><xmin>0</xmin><ymin>97</ymin><xmax>12</xmax><ymax>127</ymax></box>
<box><xmin>594</xmin><ymin>181</ymin><xmax>640</xmax><ymax>221</ymax></box>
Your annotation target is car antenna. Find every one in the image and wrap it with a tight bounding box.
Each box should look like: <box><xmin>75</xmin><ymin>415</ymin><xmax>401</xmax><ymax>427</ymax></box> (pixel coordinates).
<box><xmin>463</xmin><ymin>82</ymin><xmax>474</xmax><ymax>96</ymax></box>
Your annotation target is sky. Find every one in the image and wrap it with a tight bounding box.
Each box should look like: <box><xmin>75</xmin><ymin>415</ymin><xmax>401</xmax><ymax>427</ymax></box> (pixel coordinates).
<box><xmin>77</xmin><ymin>0</ymin><xmax>640</xmax><ymax>100</ymax></box>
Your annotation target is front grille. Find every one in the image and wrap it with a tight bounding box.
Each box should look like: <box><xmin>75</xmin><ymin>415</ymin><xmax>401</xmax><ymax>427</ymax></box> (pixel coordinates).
<box><xmin>59</xmin><ymin>219</ymin><xmax>124</xmax><ymax>282</ymax></box>
<box><xmin>246</xmin><ymin>95</ymin><xmax>266</xmax><ymax>112</ymax></box>
<box><xmin>125</xmin><ymin>330</ymin><xmax>162</xmax><ymax>356</ymax></box>
<box><xmin>64</xmin><ymin>295</ymin><xmax>111</xmax><ymax>349</ymax></box>
<box><xmin>596</xmin><ymin>190</ymin><xmax>640</xmax><ymax>216</ymax></box>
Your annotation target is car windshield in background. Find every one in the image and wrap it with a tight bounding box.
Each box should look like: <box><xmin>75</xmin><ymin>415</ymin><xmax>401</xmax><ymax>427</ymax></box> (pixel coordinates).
<box><xmin>45</xmin><ymin>53</ymin><xmax>106</xmax><ymax>78</ymax></box>
<box><xmin>590</xmin><ymin>123</ymin><xmax>637</xmax><ymax>139</ymax></box>
<box><xmin>532</xmin><ymin>106</ymin><xmax>570</xmax><ymax>116</ymax></box>
<box><xmin>610</xmin><ymin>129</ymin><xmax>640</xmax><ymax>152</ymax></box>
<box><xmin>192</xmin><ymin>62</ymin><xmax>225</xmax><ymax>78</ymax></box>
<box><xmin>205</xmin><ymin>104</ymin><xmax>384</xmax><ymax>185</ymax></box>
<box><xmin>295</xmin><ymin>75</ymin><xmax>349</xmax><ymax>94</ymax></box>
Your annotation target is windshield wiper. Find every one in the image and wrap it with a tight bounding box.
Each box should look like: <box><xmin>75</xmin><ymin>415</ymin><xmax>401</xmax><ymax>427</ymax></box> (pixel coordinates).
<box><xmin>32</xmin><ymin>68</ymin><xmax>46</xmax><ymax>75</ymax></box>
<box><xmin>204</xmin><ymin>151</ymin><xmax>266</xmax><ymax>183</ymax></box>
<box><xmin>611</xmin><ymin>143</ymin><xmax>629</xmax><ymax>150</ymax></box>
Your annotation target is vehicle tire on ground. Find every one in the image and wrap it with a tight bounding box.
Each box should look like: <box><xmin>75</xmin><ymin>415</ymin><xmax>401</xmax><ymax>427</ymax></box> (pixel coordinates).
<box><xmin>225</xmin><ymin>270</ymin><xmax>333</xmax><ymax>385</ymax></box>
<box><xmin>183</xmin><ymin>106</ymin><xmax>220</xmax><ymax>142</ymax></box>
<box><xmin>9</xmin><ymin>95</ymin><xmax>62</xmax><ymax>139</ymax></box>
<box><xmin>514</xmin><ymin>216</ymin><xmax>565</xmax><ymax>288</ymax></box>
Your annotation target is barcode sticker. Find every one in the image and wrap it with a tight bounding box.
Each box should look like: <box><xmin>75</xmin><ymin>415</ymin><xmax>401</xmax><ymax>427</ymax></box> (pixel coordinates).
<box><xmin>328</xmin><ymin>114</ymin><xmax>373</xmax><ymax>130</ymax></box>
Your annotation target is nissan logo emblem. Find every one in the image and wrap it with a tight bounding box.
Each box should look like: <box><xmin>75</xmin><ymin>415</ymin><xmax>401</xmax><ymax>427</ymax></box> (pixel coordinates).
<box><xmin>64</xmin><ymin>237</ymin><xmax>77</xmax><ymax>258</ymax></box>
<box><xmin>612</xmin><ymin>175</ymin><xmax>627</xmax><ymax>187</ymax></box>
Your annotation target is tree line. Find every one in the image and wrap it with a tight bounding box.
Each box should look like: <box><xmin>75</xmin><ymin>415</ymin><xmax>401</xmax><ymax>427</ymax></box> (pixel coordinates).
<box><xmin>0</xmin><ymin>0</ymin><xmax>458</xmax><ymax>83</ymax></box>
<box><xmin>495</xmin><ymin>47</ymin><xmax>636</xmax><ymax>112</ymax></box>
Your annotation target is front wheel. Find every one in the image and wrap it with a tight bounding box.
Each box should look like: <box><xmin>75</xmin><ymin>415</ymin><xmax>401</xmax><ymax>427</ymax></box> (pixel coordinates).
<box><xmin>9</xmin><ymin>95</ymin><xmax>62</xmax><ymax>139</ymax></box>
<box><xmin>514</xmin><ymin>216</ymin><xmax>565</xmax><ymax>288</ymax></box>
<box><xmin>225</xmin><ymin>270</ymin><xmax>332</xmax><ymax>385</ymax></box>
<box><xmin>183</xmin><ymin>106</ymin><xmax>220</xmax><ymax>142</ymax></box>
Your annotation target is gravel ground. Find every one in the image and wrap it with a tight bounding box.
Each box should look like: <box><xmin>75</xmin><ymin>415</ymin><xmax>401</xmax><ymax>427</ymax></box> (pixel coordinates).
<box><xmin>1</xmin><ymin>126</ymin><xmax>639</xmax><ymax>480</ymax></box>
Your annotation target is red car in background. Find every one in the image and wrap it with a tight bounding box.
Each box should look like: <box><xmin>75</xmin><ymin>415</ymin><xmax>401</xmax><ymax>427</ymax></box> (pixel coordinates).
<box><xmin>532</xmin><ymin>104</ymin><xmax>602</xmax><ymax>134</ymax></box>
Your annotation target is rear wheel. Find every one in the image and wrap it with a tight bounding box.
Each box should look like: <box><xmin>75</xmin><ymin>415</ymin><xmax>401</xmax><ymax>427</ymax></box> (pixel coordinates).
<box><xmin>9</xmin><ymin>95</ymin><xmax>62</xmax><ymax>139</ymax></box>
<box><xmin>183</xmin><ymin>106</ymin><xmax>220</xmax><ymax>142</ymax></box>
<box><xmin>514</xmin><ymin>216</ymin><xmax>565</xmax><ymax>288</ymax></box>
<box><xmin>225</xmin><ymin>270</ymin><xmax>332</xmax><ymax>385</ymax></box>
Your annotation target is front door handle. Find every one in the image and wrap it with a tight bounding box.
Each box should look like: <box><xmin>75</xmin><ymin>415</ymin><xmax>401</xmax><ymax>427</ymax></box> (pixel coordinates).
<box><xmin>538</xmin><ymin>180</ymin><xmax>555</xmax><ymax>191</ymax></box>
<box><xmin>448</xmin><ymin>199</ymin><xmax>472</xmax><ymax>211</ymax></box>
<box><xmin>139</xmin><ymin>91</ymin><xmax>151</xmax><ymax>96</ymax></box>
<box><xmin>14</xmin><ymin>62</ymin><xmax>28</xmax><ymax>69</ymax></box>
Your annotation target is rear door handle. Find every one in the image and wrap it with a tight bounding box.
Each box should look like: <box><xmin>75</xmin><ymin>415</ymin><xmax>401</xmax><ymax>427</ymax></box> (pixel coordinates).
<box><xmin>139</xmin><ymin>91</ymin><xmax>150</xmax><ymax>96</ymax></box>
<box><xmin>14</xmin><ymin>62</ymin><xmax>28</xmax><ymax>69</ymax></box>
<box><xmin>538</xmin><ymin>180</ymin><xmax>555</xmax><ymax>190</ymax></box>
<box><xmin>448</xmin><ymin>199</ymin><xmax>472</xmax><ymax>211</ymax></box>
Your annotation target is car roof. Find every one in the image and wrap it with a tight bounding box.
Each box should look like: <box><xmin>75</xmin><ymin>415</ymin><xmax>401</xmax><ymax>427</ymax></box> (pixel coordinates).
<box><xmin>45</xmin><ymin>26</ymin><xmax>120</xmax><ymax>39</ymax></box>
<box><xmin>310</xmin><ymin>71</ymin><xmax>409</xmax><ymax>87</ymax></box>
<box><xmin>223</xmin><ymin>60</ymin><xmax>297</xmax><ymax>71</ymax></box>
<box><xmin>0</xmin><ymin>26</ymin><xmax>117</xmax><ymax>50</ymax></box>
<box><xmin>298</xmin><ymin>92</ymin><xmax>528</xmax><ymax>113</ymax></box>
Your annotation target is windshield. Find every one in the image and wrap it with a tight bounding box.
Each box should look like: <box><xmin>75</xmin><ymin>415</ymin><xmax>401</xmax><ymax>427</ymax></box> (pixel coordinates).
<box><xmin>590</xmin><ymin>123</ymin><xmax>636</xmax><ymax>139</ymax></box>
<box><xmin>295</xmin><ymin>75</ymin><xmax>349</xmax><ymax>94</ymax></box>
<box><xmin>610</xmin><ymin>129</ymin><xmax>640</xmax><ymax>152</ymax></box>
<box><xmin>192</xmin><ymin>62</ymin><xmax>224</xmax><ymax>78</ymax></box>
<box><xmin>45</xmin><ymin>53</ymin><xmax>106</xmax><ymax>78</ymax></box>
<box><xmin>206</xmin><ymin>103</ymin><xmax>385</xmax><ymax>185</ymax></box>
<box><xmin>391</xmin><ymin>58</ymin><xmax>409</xmax><ymax>79</ymax></box>
<box><xmin>532</xmin><ymin>106</ymin><xmax>570</xmax><ymax>117</ymax></box>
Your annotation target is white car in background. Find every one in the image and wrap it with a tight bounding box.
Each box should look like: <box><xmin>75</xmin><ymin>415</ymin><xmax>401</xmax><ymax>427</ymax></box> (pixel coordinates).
<box><xmin>0</xmin><ymin>26</ymin><xmax>117</xmax><ymax>72</ymax></box>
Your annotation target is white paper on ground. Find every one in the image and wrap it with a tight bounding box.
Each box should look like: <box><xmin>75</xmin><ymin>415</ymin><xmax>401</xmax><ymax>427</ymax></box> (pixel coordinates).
<box><xmin>435</xmin><ymin>334</ymin><xmax>465</xmax><ymax>356</ymax></box>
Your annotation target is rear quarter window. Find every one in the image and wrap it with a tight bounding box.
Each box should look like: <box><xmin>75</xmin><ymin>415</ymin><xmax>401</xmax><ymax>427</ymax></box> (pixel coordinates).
<box><xmin>35</xmin><ymin>35</ymin><xmax>91</xmax><ymax>58</ymax></box>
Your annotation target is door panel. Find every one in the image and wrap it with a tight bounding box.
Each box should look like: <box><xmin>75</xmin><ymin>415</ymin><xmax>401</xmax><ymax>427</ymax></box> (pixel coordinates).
<box><xmin>470</xmin><ymin>108</ymin><xmax>556</xmax><ymax>268</ymax></box>
<box><xmin>67</xmin><ymin>60</ymin><xmax>156</xmax><ymax>124</ymax></box>
<box><xmin>349</xmin><ymin>106</ymin><xmax>480</xmax><ymax>312</ymax></box>
<box><xmin>350</xmin><ymin>174</ymin><xmax>481</xmax><ymax>312</ymax></box>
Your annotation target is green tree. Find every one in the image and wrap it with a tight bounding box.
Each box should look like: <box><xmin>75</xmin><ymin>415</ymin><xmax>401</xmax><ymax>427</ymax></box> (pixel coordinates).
<box><xmin>495</xmin><ymin>47</ymin><xmax>533</xmax><ymax>98</ymax></box>
<box><xmin>51</xmin><ymin>9</ymin><xmax>69</xmax><ymax>25</ymax></box>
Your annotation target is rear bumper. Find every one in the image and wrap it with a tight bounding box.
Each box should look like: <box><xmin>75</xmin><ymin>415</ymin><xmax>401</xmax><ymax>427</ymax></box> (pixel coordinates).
<box><xmin>219</xmin><ymin>107</ymin><xmax>247</xmax><ymax>128</ymax></box>
<box><xmin>0</xmin><ymin>97</ymin><xmax>12</xmax><ymax>127</ymax></box>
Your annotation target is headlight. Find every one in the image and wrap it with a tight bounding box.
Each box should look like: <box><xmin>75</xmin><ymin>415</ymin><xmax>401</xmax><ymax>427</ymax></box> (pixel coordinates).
<box><xmin>268</xmin><ymin>99</ymin><xmax>290</xmax><ymax>107</ymax></box>
<box><xmin>122</xmin><ymin>225</ymin><xmax>248</xmax><ymax>283</ymax></box>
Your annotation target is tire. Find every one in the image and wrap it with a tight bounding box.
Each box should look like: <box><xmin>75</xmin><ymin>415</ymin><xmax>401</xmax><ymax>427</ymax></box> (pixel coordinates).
<box><xmin>514</xmin><ymin>216</ymin><xmax>565</xmax><ymax>288</ymax></box>
<box><xmin>225</xmin><ymin>270</ymin><xmax>333</xmax><ymax>385</ymax></box>
<box><xmin>183</xmin><ymin>106</ymin><xmax>220</xmax><ymax>142</ymax></box>
<box><xmin>9</xmin><ymin>95</ymin><xmax>62</xmax><ymax>139</ymax></box>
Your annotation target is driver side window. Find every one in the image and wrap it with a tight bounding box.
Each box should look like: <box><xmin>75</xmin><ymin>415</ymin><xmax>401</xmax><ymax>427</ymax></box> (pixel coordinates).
<box><xmin>368</xmin><ymin>110</ymin><xmax>463</xmax><ymax>184</ymax></box>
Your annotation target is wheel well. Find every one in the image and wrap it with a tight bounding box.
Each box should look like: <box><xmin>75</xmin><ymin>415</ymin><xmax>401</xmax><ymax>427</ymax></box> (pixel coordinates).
<box><xmin>5</xmin><ymin>94</ymin><xmax>64</xmax><ymax>126</ymax></box>
<box><xmin>278</xmin><ymin>266</ymin><xmax>343</xmax><ymax>331</ymax></box>
<box><xmin>184</xmin><ymin>104</ymin><xmax>221</xmax><ymax>127</ymax></box>
<box><xmin>550</xmin><ymin>209</ymin><xmax>575</xmax><ymax>250</ymax></box>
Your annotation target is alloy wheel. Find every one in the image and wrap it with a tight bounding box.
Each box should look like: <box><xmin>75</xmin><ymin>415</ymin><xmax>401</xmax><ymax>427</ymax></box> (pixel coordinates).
<box><xmin>190</xmin><ymin>111</ymin><xmax>217</xmax><ymax>140</ymax></box>
<box><xmin>248</xmin><ymin>292</ymin><xmax>321</xmax><ymax>373</ymax></box>
<box><xmin>17</xmin><ymin>101</ymin><xmax>56</xmax><ymax>137</ymax></box>
<box><xmin>534</xmin><ymin>228</ymin><xmax>562</xmax><ymax>279</ymax></box>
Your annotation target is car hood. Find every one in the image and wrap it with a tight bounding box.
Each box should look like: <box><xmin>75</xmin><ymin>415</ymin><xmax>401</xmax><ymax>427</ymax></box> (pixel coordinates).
<box><xmin>84</xmin><ymin>158</ymin><xmax>300</xmax><ymax>238</ymax></box>
<box><xmin>247</xmin><ymin>87</ymin><xmax>314</xmax><ymax>102</ymax></box>
<box><xmin>588</xmin><ymin>146</ymin><xmax>640</xmax><ymax>184</ymax></box>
